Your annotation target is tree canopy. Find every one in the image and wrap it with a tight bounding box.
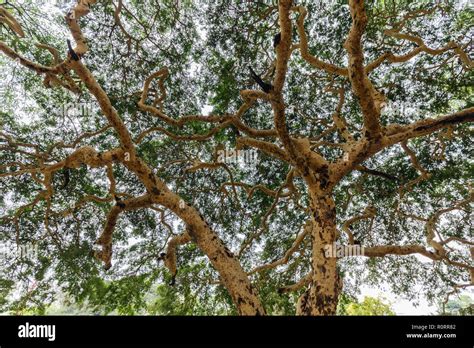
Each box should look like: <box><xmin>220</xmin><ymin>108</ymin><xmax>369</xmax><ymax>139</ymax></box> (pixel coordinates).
<box><xmin>0</xmin><ymin>0</ymin><xmax>472</xmax><ymax>315</ymax></box>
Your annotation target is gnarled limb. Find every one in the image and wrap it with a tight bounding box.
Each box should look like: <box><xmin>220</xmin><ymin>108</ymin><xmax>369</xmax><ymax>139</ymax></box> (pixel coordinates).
<box><xmin>162</xmin><ymin>230</ymin><xmax>192</xmax><ymax>284</ymax></box>
<box><xmin>341</xmin><ymin>205</ymin><xmax>376</xmax><ymax>244</ymax></box>
<box><xmin>248</xmin><ymin>220</ymin><xmax>310</xmax><ymax>275</ymax></box>
<box><xmin>236</xmin><ymin>137</ymin><xmax>290</xmax><ymax>162</ymax></box>
<box><xmin>344</xmin><ymin>0</ymin><xmax>382</xmax><ymax>140</ymax></box>
<box><xmin>293</xmin><ymin>5</ymin><xmax>348</xmax><ymax>76</ymax></box>
<box><xmin>0</xmin><ymin>6</ymin><xmax>25</xmax><ymax>37</ymax></box>
<box><xmin>331</xmin><ymin>107</ymin><xmax>474</xmax><ymax>187</ymax></box>
<box><xmin>399</xmin><ymin>141</ymin><xmax>430</xmax><ymax>198</ymax></box>
<box><xmin>279</xmin><ymin>273</ymin><xmax>311</xmax><ymax>294</ymax></box>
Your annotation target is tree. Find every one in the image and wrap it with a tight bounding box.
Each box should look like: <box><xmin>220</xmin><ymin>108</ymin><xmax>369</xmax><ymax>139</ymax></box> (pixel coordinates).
<box><xmin>0</xmin><ymin>0</ymin><xmax>472</xmax><ymax>316</ymax></box>
<box><xmin>344</xmin><ymin>296</ymin><xmax>395</xmax><ymax>316</ymax></box>
<box><xmin>439</xmin><ymin>294</ymin><xmax>473</xmax><ymax>315</ymax></box>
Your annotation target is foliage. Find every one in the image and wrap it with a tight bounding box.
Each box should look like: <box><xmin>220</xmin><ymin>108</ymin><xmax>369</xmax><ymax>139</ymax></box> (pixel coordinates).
<box><xmin>343</xmin><ymin>296</ymin><xmax>395</xmax><ymax>316</ymax></box>
<box><xmin>438</xmin><ymin>294</ymin><xmax>474</xmax><ymax>316</ymax></box>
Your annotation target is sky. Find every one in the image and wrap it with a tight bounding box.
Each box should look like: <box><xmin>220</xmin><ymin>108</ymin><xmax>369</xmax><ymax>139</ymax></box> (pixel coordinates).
<box><xmin>360</xmin><ymin>285</ymin><xmax>435</xmax><ymax>315</ymax></box>
<box><xmin>359</xmin><ymin>251</ymin><xmax>473</xmax><ymax>314</ymax></box>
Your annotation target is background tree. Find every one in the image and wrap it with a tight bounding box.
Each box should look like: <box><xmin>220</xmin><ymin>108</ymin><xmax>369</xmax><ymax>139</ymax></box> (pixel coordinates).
<box><xmin>439</xmin><ymin>294</ymin><xmax>473</xmax><ymax>315</ymax></box>
<box><xmin>341</xmin><ymin>295</ymin><xmax>395</xmax><ymax>315</ymax></box>
<box><xmin>0</xmin><ymin>0</ymin><xmax>472</xmax><ymax>315</ymax></box>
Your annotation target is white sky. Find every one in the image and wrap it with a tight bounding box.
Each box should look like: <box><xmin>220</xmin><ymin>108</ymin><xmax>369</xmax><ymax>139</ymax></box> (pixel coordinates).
<box><xmin>360</xmin><ymin>285</ymin><xmax>435</xmax><ymax>315</ymax></box>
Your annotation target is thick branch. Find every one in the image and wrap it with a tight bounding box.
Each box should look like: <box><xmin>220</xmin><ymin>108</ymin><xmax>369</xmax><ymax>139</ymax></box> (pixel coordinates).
<box><xmin>344</xmin><ymin>0</ymin><xmax>382</xmax><ymax>140</ymax></box>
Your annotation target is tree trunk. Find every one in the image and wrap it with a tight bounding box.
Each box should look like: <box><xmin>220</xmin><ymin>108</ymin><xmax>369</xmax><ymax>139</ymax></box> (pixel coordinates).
<box><xmin>297</xmin><ymin>193</ymin><xmax>342</xmax><ymax>315</ymax></box>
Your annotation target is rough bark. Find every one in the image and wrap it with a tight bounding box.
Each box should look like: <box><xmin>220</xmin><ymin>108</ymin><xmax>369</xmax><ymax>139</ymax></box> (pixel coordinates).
<box><xmin>70</xmin><ymin>61</ymin><xmax>266</xmax><ymax>315</ymax></box>
<box><xmin>297</xmin><ymin>194</ymin><xmax>342</xmax><ymax>315</ymax></box>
